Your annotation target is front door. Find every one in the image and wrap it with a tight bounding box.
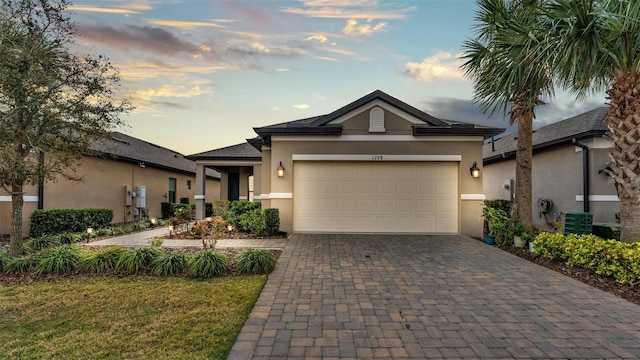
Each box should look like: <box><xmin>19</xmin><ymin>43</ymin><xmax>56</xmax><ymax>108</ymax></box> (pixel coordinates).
<box><xmin>228</xmin><ymin>172</ymin><xmax>239</xmax><ymax>201</ymax></box>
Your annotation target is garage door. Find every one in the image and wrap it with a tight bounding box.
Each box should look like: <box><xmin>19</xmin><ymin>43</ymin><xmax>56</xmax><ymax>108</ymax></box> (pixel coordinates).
<box><xmin>293</xmin><ymin>161</ymin><xmax>458</xmax><ymax>233</ymax></box>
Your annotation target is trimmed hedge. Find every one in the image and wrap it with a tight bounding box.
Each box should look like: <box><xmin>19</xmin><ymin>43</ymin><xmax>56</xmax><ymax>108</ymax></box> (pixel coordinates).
<box><xmin>29</xmin><ymin>209</ymin><xmax>113</xmax><ymax>237</ymax></box>
<box><xmin>534</xmin><ymin>232</ymin><xmax>640</xmax><ymax>284</ymax></box>
<box><xmin>264</xmin><ymin>208</ymin><xmax>280</xmax><ymax>236</ymax></box>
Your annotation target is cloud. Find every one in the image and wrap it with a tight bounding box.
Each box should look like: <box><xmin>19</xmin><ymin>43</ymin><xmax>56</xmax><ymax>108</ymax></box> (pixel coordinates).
<box><xmin>77</xmin><ymin>24</ymin><xmax>200</xmax><ymax>56</ymax></box>
<box><xmin>69</xmin><ymin>5</ymin><xmax>138</xmax><ymax>14</ymax></box>
<box><xmin>401</xmin><ymin>52</ymin><xmax>465</xmax><ymax>81</ymax></box>
<box><xmin>276</xmin><ymin>68</ymin><xmax>290</xmax><ymax>72</ymax></box>
<box><xmin>293</xmin><ymin>104</ymin><xmax>310</xmax><ymax>109</ymax></box>
<box><xmin>421</xmin><ymin>97</ymin><xmax>605</xmax><ymax>136</ymax></box>
<box><xmin>280</xmin><ymin>5</ymin><xmax>416</xmax><ymax>19</ymax></box>
<box><xmin>302</xmin><ymin>0</ymin><xmax>378</xmax><ymax>6</ymax></box>
<box><xmin>147</xmin><ymin>19</ymin><xmax>225</xmax><ymax>29</ymax></box>
<box><xmin>252</xmin><ymin>42</ymin><xmax>270</xmax><ymax>52</ymax></box>
<box><xmin>316</xmin><ymin>56</ymin><xmax>339</xmax><ymax>62</ymax></box>
<box><xmin>342</xmin><ymin>19</ymin><xmax>386</xmax><ymax>36</ymax></box>
<box><xmin>320</xmin><ymin>47</ymin><xmax>357</xmax><ymax>56</ymax></box>
<box><xmin>305</xmin><ymin>34</ymin><xmax>329</xmax><ymax>43</ymax></box>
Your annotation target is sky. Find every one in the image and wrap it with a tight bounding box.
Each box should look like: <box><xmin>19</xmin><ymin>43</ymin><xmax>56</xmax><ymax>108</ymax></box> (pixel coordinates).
<box><xmin>68</xmin><ymin>0</ymin><xmax>607</xmax><ymax>155</ymax></box>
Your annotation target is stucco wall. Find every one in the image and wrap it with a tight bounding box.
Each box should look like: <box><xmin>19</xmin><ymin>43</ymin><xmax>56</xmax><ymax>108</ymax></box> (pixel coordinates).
<box><xmin>0</xmin><ymin>155</ymin><xmax>220</xmax><ymax>235</ymax></box>
<box><xmin>264</xmin><ymin>138</ymin><xmax>485</xmax><ymax>237</ymax></box>
<box><xmin>483</xmin><ymin>142</ymin><xmax>618</xmax><ymax>231</ymax></box>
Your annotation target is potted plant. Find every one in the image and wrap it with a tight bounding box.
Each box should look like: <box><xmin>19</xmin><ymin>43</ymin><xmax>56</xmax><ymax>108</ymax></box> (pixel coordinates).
<box><xmin>486</xmin><ymin>207</ymin><xmax>509</xmax><ymax>245</ymax></box>
<box><xmin>512</xmin><ymin>221</ymin><xmax>527</xmax><ymax>248</ymax></box>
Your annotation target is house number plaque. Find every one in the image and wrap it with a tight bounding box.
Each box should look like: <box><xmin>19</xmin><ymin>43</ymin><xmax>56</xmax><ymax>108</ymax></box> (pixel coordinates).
<box><xmin>371</xmin><ymin>155</ymin><xmax>384</xmax><ymax>160</ymax></box>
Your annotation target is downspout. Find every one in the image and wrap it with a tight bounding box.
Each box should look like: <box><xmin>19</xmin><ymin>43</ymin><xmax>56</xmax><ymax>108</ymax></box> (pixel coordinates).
<box><xmin>37</xmin><ymin>151</ymin><xmax>44</xmax><ymax>210</ymax></box>
<box><xmin>572</xmin><ymin>139</ymin><xmax>590</xmax><ymax>213</ymax></box>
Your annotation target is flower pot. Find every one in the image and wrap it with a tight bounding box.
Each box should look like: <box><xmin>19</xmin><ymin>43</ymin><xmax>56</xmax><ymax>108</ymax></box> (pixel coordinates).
<box><xmin>484</xmin><ymin>234</ymin><xmax>495</xmax><ymax>245</ymax></box>
<box><xmin>514</xmin><ymin>235</ymin><xmax>527</xmax><ymax>248</ymax></box>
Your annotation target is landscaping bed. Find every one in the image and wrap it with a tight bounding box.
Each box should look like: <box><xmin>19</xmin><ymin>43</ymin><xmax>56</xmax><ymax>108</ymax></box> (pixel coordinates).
<box><xmin>497</xmin><ymin>243</ymin><xmax>640</xmax><ymax>306</ymax></box>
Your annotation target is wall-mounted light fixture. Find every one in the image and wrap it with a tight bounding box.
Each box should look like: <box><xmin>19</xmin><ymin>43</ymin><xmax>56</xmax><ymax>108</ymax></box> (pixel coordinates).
<box><xmin>277</xmin><ymin>161</ymin><xmax>285</xmax><ymax>177</ymax></box>
<box><xmin>470</xmin><ymin>162</ymin><xmax>480</xmax><ymax>178</ymax></box>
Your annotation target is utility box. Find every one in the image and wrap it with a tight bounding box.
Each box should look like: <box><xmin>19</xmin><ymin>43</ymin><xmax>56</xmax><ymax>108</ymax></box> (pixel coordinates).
<box><xmin>592</xmin><ymin>223</ymin><xmax>621</xmax><ymax>241</ymax></box>
<box><xmin>564</xmin><ymin>212</ymin><xmax>593</xmax><ymax>235</ymax></box>
<box><xmin>136</xmin><ymin>186</ymin><xmax>146</xmax><ymax>208</ymax></box>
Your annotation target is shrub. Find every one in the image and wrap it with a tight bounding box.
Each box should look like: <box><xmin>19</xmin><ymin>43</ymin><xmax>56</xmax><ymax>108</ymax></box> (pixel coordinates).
<box><xmin>237</xmin><ymin>209</ymin><xmax>266</xmax><ymax>235</ymax></box>
<box><xmin>152</xmin><ymin>252</ymin><xmax>190</xmax><ymax>276</ymax></box>
<box><xmin>6</xmin><ymin>256</ymin><xmax>36</xmax><ymax>274</ymax></box>
<box><xmin>58</xmin><ymin>232</ymin><xmax>83</xmax><ymax>244</ymax></box>
<box><xmin>0</xmin><ymin>250</ymin><xmax>9</xmax><ymax>272</ymax></box>
<box><xmin>533</xmin><ymin>232</ymin><xmax>640</xmax><ymax>284</ymax></box>
<box><xmin>230</xmin><ymin>200</ymin><xmax>261</xmax><ymax>217</ymax></box>
<box><xmin>36</xmin><ymin>245</ymin><xmax>85</xmax><ymax>275</ymax></box>
<box><xmin>213</xmin><ymin>200</ymin><xmax>230</xmax><ymax>216</ymax></box>
<box><xmin>29</xmin><ymin>208</ymin><xmax>113</xmax><ymax>237</ymax></box>
<box><xmin>233</xmin><ymin>249</ymin><xmax>276</xmax><ymax>274</ymax></box>
<box><xmin>264</xmin><ymin>209</ymin><xmax>280</xmax><ymax>236</ymax></box>
<box><xmin>81</xmin><ymin>247</ymin><xmax>127</xmax><ymax>273</ymax></box>
<box><xmin>26</xmin><ymin>235</ymin><xmax>61</xmax><ymax>251</ymax></box>
<box><xmin>116</xmin><ymin>247</ymin><xmax>162</xmax><ymax>273</ymax></box>
<box><xmin>190</xmin><ymin>250</ymin><xmax>228</xmax><ymax>278</ymax></box>
<box><xmin>173</xmin><ymin>203</ymin><xmax>192</xmax><ymax>222</ymax></box>
<box><xmin>161</xmin><ymin>202</ymin><xmax>175</xmax><ymax>219</ymax></box>
<box><xmin>179</xmin><ymin>197</ymin><xmax>190</xmax><ymax>204</ymax></box>
<box><xmin>148</xmin><ymin>237</ymin><xmax>164</xmax><ymax>247</ymax></box>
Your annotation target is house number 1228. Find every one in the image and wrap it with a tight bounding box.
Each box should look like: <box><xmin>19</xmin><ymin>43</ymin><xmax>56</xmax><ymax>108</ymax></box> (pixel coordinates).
<box><xmin>372</xmin><ymin>155</ymin><xmax>383</xmax><ymax>160</ymax></box>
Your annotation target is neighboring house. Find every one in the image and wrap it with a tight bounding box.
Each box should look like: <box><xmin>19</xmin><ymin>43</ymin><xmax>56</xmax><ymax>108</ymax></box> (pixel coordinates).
<box><xmin>483</xmin><ymin>107</ymin><xmax>618</xmax><ymax>231</ymax></box>
<box><xmin>189</xmin><ymin>90</ymin><xmax>502</xmax><ymax>238</ymax></box>
<box><xmin>0</xmin><ymin>132</ymin><xmax>221</xmax><ymax>235</ymax></box>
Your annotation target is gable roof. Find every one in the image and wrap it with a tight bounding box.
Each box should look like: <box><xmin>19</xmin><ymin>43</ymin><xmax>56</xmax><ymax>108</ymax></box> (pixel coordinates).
<box><xmin>186</xmin><ymin>142</ymin><xmax>262</xmax><ymax>161</ymax></box>
<box><xmin>483</xmin><ymin>107</ymin><xmax>608</xmax><ymax>164</ymax></box>
<box><xmin>310</xmin><ymin>90</ymin><xmax>448</xmax><ymax>127</ymax></box>
<box><xmin>253</xmin><ymin>90</ymin><xmax>504</xmax><ymax>144</ymax></box>
<box><xmin>92</xmin><ymin>132</ymin><xmax>220</xmax><ymax>178</ymax></box>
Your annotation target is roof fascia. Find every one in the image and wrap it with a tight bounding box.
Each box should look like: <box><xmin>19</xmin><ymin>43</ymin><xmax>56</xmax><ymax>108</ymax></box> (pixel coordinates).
<box><xmin>483</xmin><ymin>130</ymin><xmax>607</xmax><ymax>165</ymax></box>
<box><xmin>311</xmin><ymin>90</ymin><xmax>448</xmax><ymax>127</ymax></box>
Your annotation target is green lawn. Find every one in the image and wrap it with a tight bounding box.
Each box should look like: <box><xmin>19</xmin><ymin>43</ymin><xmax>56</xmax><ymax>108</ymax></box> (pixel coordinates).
<box><xmin>0</xmin><ymin>275</ymin><xmax>267</xmax><ymax>359</ymax></box>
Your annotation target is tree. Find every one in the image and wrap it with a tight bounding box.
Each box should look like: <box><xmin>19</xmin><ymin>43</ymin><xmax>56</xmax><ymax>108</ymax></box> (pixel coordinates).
<box><xmin>546</xmin><ymin>0</ymin><xmax>640</xmax><ymax>242</ymax></box>
<box><xmin>0</xmin><ymin>0</ymin><xmax>131</xmax><ymax>256</ymax></box>
<box><xmin>461</xmin><ymin>0</ymin><xmax>556</xmax><ymax>232</ymax></box>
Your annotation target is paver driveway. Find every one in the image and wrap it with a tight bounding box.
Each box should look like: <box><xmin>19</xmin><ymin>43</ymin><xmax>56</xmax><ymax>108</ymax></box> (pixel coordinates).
<box><xmin>228</xmin><ymin>234</ymin><xmax>640</xmax><ymax>359</ymax></box>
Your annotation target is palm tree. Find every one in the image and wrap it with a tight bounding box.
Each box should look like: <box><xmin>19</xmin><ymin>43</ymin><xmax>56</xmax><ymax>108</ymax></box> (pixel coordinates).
<box><xmin>461</xmin><ymin>0</ymin><xmax>556</xmax><ymax>232</ymax></box>
<box><xmin>547</xmin><ymin>0</ymin><xmax>640</xmax><ymax>242</ymax></box>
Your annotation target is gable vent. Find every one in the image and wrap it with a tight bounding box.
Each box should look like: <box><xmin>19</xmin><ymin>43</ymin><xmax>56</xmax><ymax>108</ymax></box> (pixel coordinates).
<box><xmin>369</xmin><ymin>107</ymin><xmax>385</xmax><ymax>133</ymax></box>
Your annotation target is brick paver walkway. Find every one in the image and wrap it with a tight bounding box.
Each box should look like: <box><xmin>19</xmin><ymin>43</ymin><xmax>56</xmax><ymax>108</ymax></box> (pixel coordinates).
<box><xmin>86</xmin><ymin>228</ymin><xmax>287</xmax><ymax>249</ymax></box>
<box><xmin>228</xmin><ymin>234</ymin><xmax>640</xmax><ymax>359</ymax></box>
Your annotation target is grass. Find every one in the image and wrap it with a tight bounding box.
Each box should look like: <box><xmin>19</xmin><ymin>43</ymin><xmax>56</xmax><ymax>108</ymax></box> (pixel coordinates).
<box><xmin>0</xmin><ymin>275</ymin><xmax>267</xmax><ymax>359</ymax></box>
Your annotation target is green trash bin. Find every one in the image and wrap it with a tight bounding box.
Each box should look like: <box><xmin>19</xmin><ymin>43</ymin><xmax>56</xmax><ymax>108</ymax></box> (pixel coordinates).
<box><xmin>592</xmin><ymin>223</ymin><xmax>621</xmax><ymax>241</ymax></box>
<box><xmin>564</xmin><ymin>212</ymin><xmax>593</xmax><ymax>235</ymax></box>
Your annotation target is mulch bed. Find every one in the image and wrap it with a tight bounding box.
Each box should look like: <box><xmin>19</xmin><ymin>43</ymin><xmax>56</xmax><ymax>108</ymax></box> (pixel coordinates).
<box><xmin>495</xmin><ymin>242</ymin><xmax>640</xmax><ymax>306</ymax></box>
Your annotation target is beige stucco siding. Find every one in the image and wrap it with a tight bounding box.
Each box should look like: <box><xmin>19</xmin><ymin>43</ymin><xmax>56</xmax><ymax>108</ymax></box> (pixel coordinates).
<box><xmin>483</xmin><ymin>143</ymin><xmax>618</xmax><ymax>231</ymax></box>
<box><xmin>264</xmin><ymin>138</ymin><xmax>484</xmax><ymax>237</ymax></box>
<box><xmin>0</xmin><ymin>155</ymin><xmax>220</xmax><ymax>235</ymax></box>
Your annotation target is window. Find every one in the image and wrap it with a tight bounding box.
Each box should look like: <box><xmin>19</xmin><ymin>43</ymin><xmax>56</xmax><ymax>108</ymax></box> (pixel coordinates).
<box><xmin>168</xmin><ymin>178</ymin><xmax>176</xmax><ymax>203</ymax></box>
<box><xmin>186</xmin><ymin>180</ymin><xmax>192</xmax><ymax>190</ymax></box>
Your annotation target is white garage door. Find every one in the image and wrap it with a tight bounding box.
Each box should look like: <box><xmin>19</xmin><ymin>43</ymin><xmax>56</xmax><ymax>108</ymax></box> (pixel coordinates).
<box><xmin>293</xmin><ymin>161</ymin><xmax>458</xmax><ymax>233</ymax></box>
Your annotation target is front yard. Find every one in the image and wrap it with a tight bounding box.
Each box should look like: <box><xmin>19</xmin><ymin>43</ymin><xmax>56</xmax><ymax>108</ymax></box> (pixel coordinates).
<box><xmin>0</xmin><ymin>275</ymin><xmax>266</xmax><ymax>359</ymax></box>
